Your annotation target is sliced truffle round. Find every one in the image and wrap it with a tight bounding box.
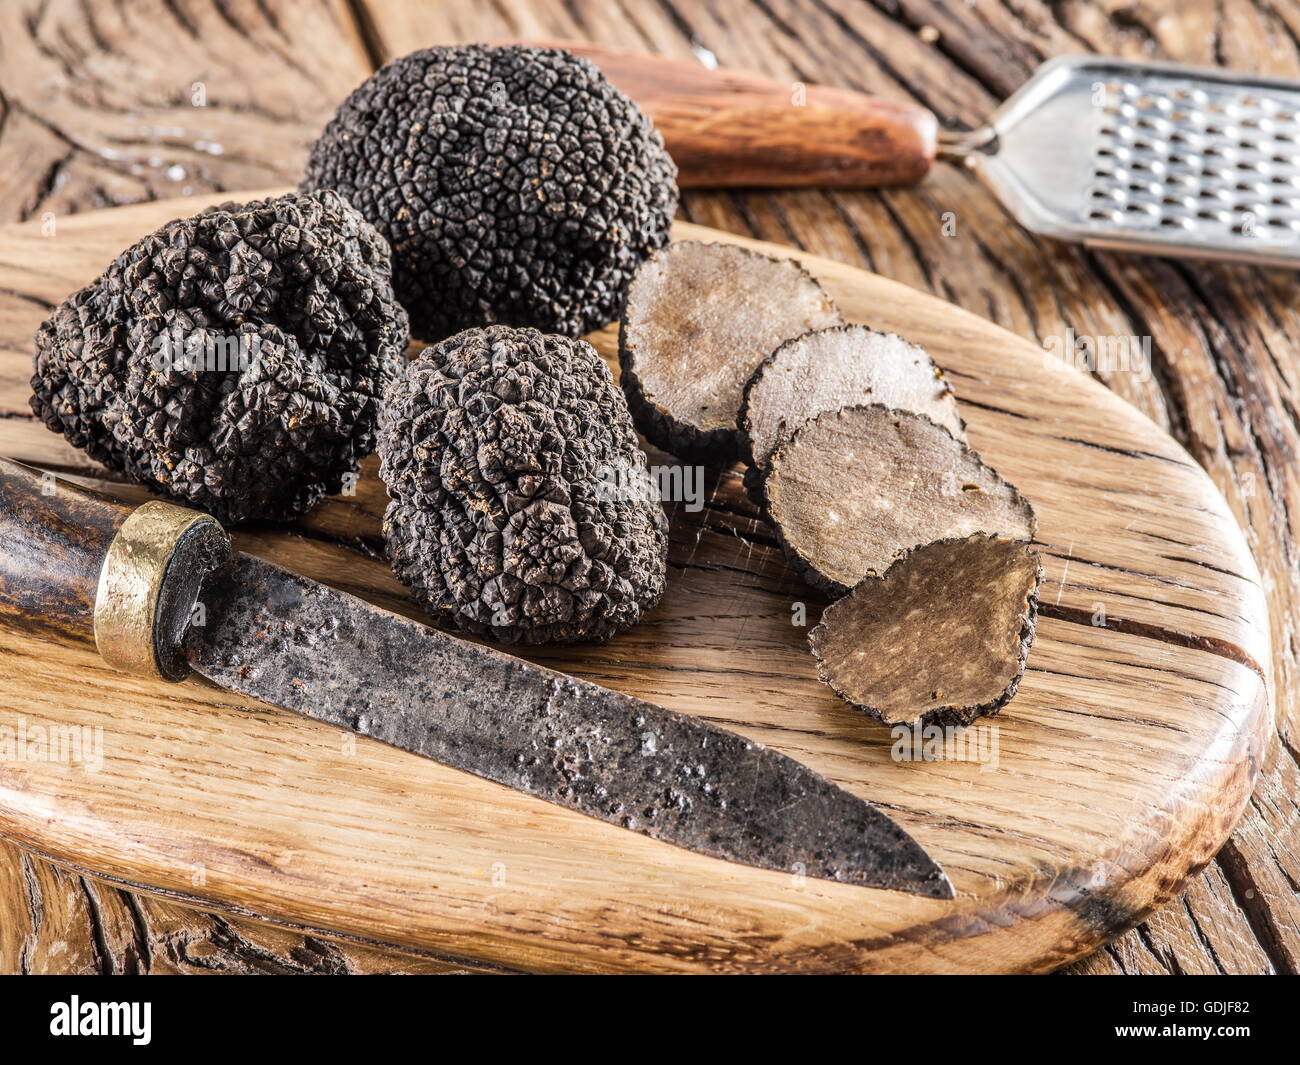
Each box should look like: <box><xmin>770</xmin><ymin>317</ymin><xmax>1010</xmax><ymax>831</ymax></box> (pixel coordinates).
<box><xmin>619</xmin><ymin>242</ymin><xmax>842</xmax><ymax>464</ymax></box>
<box><xmin>30</xmin><ymin>190</ymin><xmax>409</xmax><ymax>525</ymax></box>
<box><xmin>302</xmin><ymin>44</ymin><xmax>678</xmax><ymax>341</ymax></box>
<box><xmin>809</xmin><ymin>535</ymin><xmax>1042</xmax><ymax>727</ymax></box>
<box><xmin>379</xmin><ymin>324</ymin><xmax>668</xmax><ymax>644</ymax></box>
<box><xmin>739</xmin><ymin>324</ymin><xmax>965</xmax><ymax>471</ymax></box>
<box><xmin>765</xmin><ymin>405</ymin><xmax>1036</xmax><ymax>593</ymax></box>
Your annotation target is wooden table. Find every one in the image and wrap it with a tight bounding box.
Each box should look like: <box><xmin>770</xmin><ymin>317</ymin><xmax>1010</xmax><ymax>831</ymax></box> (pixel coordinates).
<box><xmin>0</xmin><ymin>0</ymin><xmax>1293</xmax><ymax>975</ymax></box>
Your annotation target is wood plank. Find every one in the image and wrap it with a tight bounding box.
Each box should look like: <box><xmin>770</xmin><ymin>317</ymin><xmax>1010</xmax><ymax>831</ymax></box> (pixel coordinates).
<box><xmin>0</xmin><ymin>0</ymin><xmax>371</xmax><ymax>225</ymax></box>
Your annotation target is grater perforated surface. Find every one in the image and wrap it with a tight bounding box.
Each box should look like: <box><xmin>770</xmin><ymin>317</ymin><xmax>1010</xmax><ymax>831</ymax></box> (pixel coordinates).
<box><xmin>953</xmin><ymin>56</ymin><xmax>1300</xmax><ymax>265</ymax></box>
<box><xmin>1088</xmin><ymin>77</ymin><xmax>1300</xmax><ymax>245</ymax></box>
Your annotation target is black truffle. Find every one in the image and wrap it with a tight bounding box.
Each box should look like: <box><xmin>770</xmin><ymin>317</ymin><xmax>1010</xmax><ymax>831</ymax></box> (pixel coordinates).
<box><xmin>738</xmin><ymin>324</ymin><xmax>965</xmax><ymax>506</ymax></box>
<box><xmin>302</xmin><ymin>44</ymin><xmax>678</xmax><ymax>342</ymax></box>
<box><xmin>739</xmin><ymin>324</ymin><xmax>965</xmax><ymax>472</ymax></box>
<box><xmin>764</xmin><ymin>405</ymin><xmax>1036</xmax><ymax>593</ymax></box>
<box><xmin>809</xmin><ymin>535</ymin><xmax>1042</xmax><ymax>727</ymax></box>
<box><xmin>379</xmin><ymin>325</ymin><xmax>668</xmax><ymax>643</ymax></box>
<box><xmin>30</xmin><ymin>190</ymin><xmax>409</xmax><ymax>524</ymax></box>
<box><xmin>619</xmin><ymin>242</ymin><xmax>842</xmax><ymax>465</ymax></box>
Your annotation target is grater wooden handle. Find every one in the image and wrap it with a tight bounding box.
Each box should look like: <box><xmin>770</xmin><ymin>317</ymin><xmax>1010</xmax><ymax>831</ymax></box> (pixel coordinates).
<box><xmin>519</xmin><ymin>40</ymin><xmax>937</xmax><ymax>188</ymax></box>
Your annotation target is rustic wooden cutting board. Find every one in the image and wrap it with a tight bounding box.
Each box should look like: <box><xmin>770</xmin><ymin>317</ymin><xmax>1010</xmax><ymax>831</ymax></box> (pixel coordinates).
<box><xmin>0</xmin><ymin>191</ymin><xmax>1272</xmax><ymax>974</ymax></box>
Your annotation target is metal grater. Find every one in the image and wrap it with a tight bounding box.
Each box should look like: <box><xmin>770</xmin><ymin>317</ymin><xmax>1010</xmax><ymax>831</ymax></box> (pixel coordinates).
<box><xmin>940</xmin><ymin>55</ymin><xmax>1300</xmax><ymax>266</ymax></box>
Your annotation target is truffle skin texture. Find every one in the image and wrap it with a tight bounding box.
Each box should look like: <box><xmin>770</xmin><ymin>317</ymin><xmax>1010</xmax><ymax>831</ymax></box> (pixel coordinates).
<box><xmin>30</xmin><ymin>190</ymin><xmax>410</xmax><ymax>525</ymax></box>
<box><xmin>302</xmin><ymin>45</ymin><xmax>679</xmax><ymax>342</ymax></box>
<box><xmin>379</xmin><ymin>325</ymin><xmax>668</xmax><ymax>643</ymax></box>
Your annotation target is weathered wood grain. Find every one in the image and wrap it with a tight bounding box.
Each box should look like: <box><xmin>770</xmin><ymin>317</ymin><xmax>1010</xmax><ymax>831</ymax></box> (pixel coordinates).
<box><xmin>0</xmin><ymin>0</ymin><xmax>371</xmax><ymax>221</ymax></box>
<box><xmin>0</xmin><ymin>191</ymin><xmax>1271</xmax><ymax>973</ymax></box>
<box><xmin>0</xmin><ymin>844</ymin><xmax>500</xmax><ymax>974</ymax></box>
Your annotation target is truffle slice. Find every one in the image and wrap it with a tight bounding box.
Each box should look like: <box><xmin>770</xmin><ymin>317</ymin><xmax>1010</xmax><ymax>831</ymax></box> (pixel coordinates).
<box><xmin>619</xmin><ymin>242</ymin><xmax>842</xmax><ymax>464</ymax></box>
<box><xmin>809</xmin><ymin>535</ymin><xmax>1042</xmax><ymax>727</ymax></box>
<box><xmin>379</xmin><ymin>324</ymin><xmax>668</xmax><ymax>644</ymax></box>
<box><xmin>303</xmin><ymin>44</ymin><xmax>678</xmax><ymax>341</ymax></box>
<box><xmin>739</xmin><ymin>324</ymin><xmax>965</xmax><ymax>471</ymax></box>
<box><xmin>765</xmin><ymin>405</ymin><xmax>1036</xmax><ymax>593</ymax></box>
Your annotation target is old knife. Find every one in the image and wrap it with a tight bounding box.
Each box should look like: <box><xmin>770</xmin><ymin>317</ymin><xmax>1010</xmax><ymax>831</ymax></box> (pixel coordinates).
<box><xmin>0</xmin><ymin>458</ymin><xmax>953</xmax><ymax>899</ymax></box>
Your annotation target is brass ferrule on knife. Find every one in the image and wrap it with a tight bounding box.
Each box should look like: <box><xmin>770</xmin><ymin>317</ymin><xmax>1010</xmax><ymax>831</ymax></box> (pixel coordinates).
<box><xmin>0</xmin><ymin>458</ymin><xmax>230</xmax><ymax>684</ymax></box>
<box><xmin>93</xmin><ymin>500</ymin><xmax>230</xmax><ymax>682</ymax></box>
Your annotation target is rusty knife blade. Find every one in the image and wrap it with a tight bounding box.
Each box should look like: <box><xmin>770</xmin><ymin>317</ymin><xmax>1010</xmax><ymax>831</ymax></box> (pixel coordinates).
<box><xmin>184</xmin><ymin>553</ymin><xmax>953</xmax><ymax>898</ymax></box>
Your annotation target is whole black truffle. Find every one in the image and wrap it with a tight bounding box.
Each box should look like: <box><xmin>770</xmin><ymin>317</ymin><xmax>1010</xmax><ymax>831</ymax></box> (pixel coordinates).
<box><xmin>30</xmin><ymin>190</ymin><xmax>409</xmax><ymax>524</ymax></box>
<box><xmin>302</xmin><ymin>44</ymin><xmax>678</xmax><ymax>342</ymax></box>
<box><xmin>379</xmin><ymin>325</ymin><xmax>668</xmax><ymax>643</ymax></box>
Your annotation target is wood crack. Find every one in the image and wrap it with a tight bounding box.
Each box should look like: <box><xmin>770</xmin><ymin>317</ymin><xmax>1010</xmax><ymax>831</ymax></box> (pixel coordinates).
<box><xmin>78</xmin><ymin>875</ymin><xmax>113</xmax><ymax>976</ymax></box>
<box><xmin>1038</xmin><ymin>601</ymin><xmax>1266</xmax><ymax>682</ymax></box>
<box><xmin>1217</xmin><ymin>839</ymin><xmax>1296</xmax><ymax>974</ymax></box>
<box><xmin>343</xmin><ymin>0</ymin><xmax>386</xmax><ymax>71</ymax></box>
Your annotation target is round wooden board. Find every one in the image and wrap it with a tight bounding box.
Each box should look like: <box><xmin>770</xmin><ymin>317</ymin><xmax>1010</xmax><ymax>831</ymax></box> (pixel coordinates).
<box><xmin>0</xmin><ymin>191</ymin><xmax>1273</xmax><ymax>974</ymax></box>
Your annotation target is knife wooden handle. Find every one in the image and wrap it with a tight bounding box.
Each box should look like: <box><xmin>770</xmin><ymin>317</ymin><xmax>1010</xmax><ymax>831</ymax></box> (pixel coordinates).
<box><xmin>521</xmin><ymin>40</ymin><xmax>937</xmax><ymax>188</ymax></box>
<box><xmin>0</xmin><ymin>458</ymin><xmax>228</xmax><ymax>679</ymax></box>
<box><xmin>0</xmin><ymin>458</ymin><xmax>131</xmax><ymax>645</ymax></box>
